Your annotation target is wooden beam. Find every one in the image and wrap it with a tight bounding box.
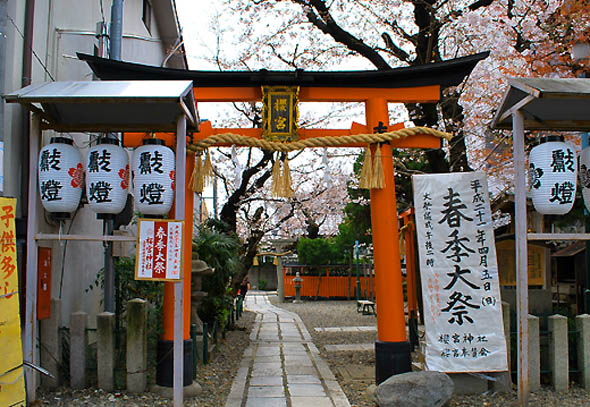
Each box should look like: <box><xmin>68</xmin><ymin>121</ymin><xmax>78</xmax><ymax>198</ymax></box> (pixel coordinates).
<box><xmin>35</xmin><ymin>233</ymin><xmax>136</xmax><ymax>242</ymax></box>
<box><xmin>193</xmin><ymin>85</ymin><xmax>441</xmax><ymax>103</ymax></box>
<box><xmin>527</xmin><ymin>233</ymin><xmax>590</xmax><ymax>241</ymax></box>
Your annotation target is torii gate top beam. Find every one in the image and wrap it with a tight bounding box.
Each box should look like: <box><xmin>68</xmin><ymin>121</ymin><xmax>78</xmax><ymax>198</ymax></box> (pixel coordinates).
<box><xmin>78</xmin><ymin>52</ymin><xmax>488</xmax><ymax>90</ymax></box>
<box><xmin>79</xmin><ymin>52</ymin><xmax>488</xmax><ymax>149</ymax></box>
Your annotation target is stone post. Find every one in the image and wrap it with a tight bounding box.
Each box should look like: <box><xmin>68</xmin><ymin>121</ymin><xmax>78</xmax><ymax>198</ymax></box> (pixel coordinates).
<box><xmin>548</xmin><ymin>314</ymin><xmax>568</xmax><ymax>391</ymax></box>
<box><xmin>40</xmin><ymin>298</ymin><xmax>61</xmax><ymax>388</ymax></box>
<box><xmin>70</xmin><ymin>311</ymin><xmax>88</xmax><ymax>389</ymax></box>
<box><xmin>576</xmin><ymin>314</ymin><xmax>590</xmax><ymax>389</ymax></box>
<box><xmin>492</xmin><ymin>301</ymin><xmax>512</xmax><ymax>392</ymax></box>
<box><xmin>503</xmin><ymin>301</ymin><xmax>511</xmax><ymax>366</ymax></box>
<box><xmin>127</xmin><ymin>298</ymin><xmax>147</xmax><ymax>393</ymax></box>
<box><xmin>97</xmin><ymin>312</ymin><xmax>115</xmax><ymax>391</ymax></box>
<box><xmin>528</xmin><ymin>314</ymin><xmax>540</xmax><ymax>391</ymax></box>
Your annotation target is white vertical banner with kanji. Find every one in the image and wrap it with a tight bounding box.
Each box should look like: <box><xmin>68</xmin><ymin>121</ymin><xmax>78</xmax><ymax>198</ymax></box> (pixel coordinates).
<box><xmin>413</xmin><ymin>172</ymin><xmax>508</xmax><ymax>372</ymax></box>
<box><xmin>135</xmin><ymin>219</ymin><xmax>183</xmax><ymax>281</ymax></box>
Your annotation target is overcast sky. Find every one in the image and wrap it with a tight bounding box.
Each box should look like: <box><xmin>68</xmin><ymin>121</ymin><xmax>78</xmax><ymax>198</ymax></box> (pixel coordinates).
<box><xmin>175</xmin><ymin>0</ymin><xmax>221</xmax><ymax>70</ymax></box>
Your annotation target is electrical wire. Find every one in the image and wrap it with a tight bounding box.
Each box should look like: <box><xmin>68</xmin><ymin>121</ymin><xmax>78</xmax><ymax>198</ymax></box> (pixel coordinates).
<box><xmin>58</xmin><ymin>208</ymin><xmax>80</xmax><ymax>299</ymax></box>
<box><xmin>5</xmin><ymin>14</ymin><xmax>55</xmax><ymax>81</ymax></box>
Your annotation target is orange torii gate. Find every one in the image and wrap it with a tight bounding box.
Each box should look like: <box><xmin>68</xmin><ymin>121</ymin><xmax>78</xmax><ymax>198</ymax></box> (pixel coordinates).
<box><xmin>81</xmin><ymin>52</ymin><xmax>488</xmax><ymax>385</ymax></box>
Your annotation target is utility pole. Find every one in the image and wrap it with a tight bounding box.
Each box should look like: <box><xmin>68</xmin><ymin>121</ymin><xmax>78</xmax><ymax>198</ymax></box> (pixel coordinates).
<box><xmin>102</xmin><ymin>0</ymin><xmax>124</xmax><ymax>313</ymax></box>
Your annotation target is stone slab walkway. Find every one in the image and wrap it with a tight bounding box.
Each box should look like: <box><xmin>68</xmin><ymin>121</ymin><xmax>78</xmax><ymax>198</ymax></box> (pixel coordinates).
<box><xmin>324</xmin><ymin>344</ymin><xmax>374</xmax><ymax>352</ymax></box>
<box><xmin>225</xmin><ymin>292</ymin><xmax>351</xmax><ymax>407</ymax></box>
<box><xmin>314</xmin><ymin>326</ymin><xmax>377</xmax><ymax>333</ymax></box>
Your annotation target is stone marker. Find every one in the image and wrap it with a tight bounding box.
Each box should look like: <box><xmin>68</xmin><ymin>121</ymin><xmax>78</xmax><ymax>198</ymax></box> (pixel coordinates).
<box><xmin>528</xmin><ymin>314</ymin><xmax>541</xmax><ymax>392</ymax></box>
<box><xmin>40</xmin><ymin>298</ymin><xmax>61</xmax><ymax>388</ymax></box>
<box><xmin>376</xmin><ymin>371</ymin><xmax>454</xmax><ymax>407</ymax></box>
<box><xmin>577</xmin><ymin>314</ymin><xmax>590</xmax><ymax>389</ymax></box>
<box><xmin>127</xmin><ymin>298</ymin><xmax>147</xmax><ymax>393</ymax></box>
<box><xmin>70</xmin><ymin>311</ymin><xmax>88</xmax><ymax>389</ymax></box>
<box><xmin>549</xmin><ymin>314</ymin><xmax>569</xmax><ymax>391</ymax></box>
<box><xmin>97</xmin><ymin>312</ymin><xmax>115</xmax><ymax>391</ymax></box>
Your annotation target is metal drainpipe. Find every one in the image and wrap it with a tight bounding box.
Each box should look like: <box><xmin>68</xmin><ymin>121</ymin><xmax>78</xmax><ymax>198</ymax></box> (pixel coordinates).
<box><xmin>21</xmin><ymin>0</ymin><xmax>34</xmax><ymax>210</ymax></box>
<box><xmin>110</xmin><ymin>0</ymin><xmax>123</xmax><ymax>61</ymax></box>
<box><xmin>20</xmin><ymin>0</ymin><xmax>34</xmax><ymax>328</ymax></box>
<box><xmin>0</xmin><ymin>1</ymin><xmax>6</xmax><ymax>147</ymax></box>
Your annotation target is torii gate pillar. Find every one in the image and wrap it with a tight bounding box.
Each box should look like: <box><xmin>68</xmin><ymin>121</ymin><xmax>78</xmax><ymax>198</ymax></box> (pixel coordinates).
<box><xmin>366</xmin><ymin>98</ymin><xmax>411</xmax><ymax>383</ymax></box>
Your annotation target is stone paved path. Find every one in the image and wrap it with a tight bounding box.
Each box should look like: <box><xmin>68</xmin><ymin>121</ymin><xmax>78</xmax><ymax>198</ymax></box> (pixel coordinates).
<box><xmin>225</xmin><ymin>292</ymin><xmax>351</xmax><ymax>407</ymax></box>
<box><xmin>314</xmin><ymin>326</ymin><xmax>377</xmax><ymax>333</ymax></box>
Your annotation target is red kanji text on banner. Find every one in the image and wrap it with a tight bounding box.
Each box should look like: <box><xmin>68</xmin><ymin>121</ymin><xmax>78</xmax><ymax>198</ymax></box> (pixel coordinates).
<box><xmin>135</xmin><ymin>219</ymin><xmax>184</xmax><ymax>282</ymax></box>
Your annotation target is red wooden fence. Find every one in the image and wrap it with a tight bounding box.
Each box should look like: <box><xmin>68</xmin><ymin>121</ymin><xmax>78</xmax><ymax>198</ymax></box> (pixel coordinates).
<box><xmin>283</xmin><ymin>266</ymin><xmax>376</xmax><ymax>299</ymax></box>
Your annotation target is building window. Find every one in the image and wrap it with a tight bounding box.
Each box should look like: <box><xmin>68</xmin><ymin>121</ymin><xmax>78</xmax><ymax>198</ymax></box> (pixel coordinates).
<box><xmin>142</xmin><ymin>0</ymin><xmax>152</xmax><ymax>33</ymax></box>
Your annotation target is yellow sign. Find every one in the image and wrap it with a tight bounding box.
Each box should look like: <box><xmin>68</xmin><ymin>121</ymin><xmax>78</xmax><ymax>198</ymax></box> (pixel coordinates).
<box><xmin>496</xmin><ymin>239</ymin><xmax>545</xmax><ymax>286</ymax></box>
<box><xmin>0</xmin><ymin>198</ymin><xmax>26</xmax><ymax>406</ymax></box>
<box><xmin>262</xmin><ymin>86</ymin><xmax>299</xmax><ymax>142</ymax></box>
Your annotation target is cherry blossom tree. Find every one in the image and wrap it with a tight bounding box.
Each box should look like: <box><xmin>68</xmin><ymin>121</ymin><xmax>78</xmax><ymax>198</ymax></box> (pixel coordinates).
<box><xmin>187</xmin><ymin>0</ymin><xmax>590</xmax><ymax>278</ymax></box>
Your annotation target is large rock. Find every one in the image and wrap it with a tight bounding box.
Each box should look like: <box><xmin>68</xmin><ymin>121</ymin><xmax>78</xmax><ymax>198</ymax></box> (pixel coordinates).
<box><xmin>376</xmin><ymin>371</ymin><xmax>454</xmax><ymax>407</ymax></box>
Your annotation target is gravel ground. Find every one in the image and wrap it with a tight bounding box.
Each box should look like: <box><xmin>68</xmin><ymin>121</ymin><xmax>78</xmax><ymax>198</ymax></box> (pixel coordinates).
<box><xmin>271</xmin><ymin>297</ymin><xmax>590</xmax><ymax>407</ymax></box>
<box><xmin>35</xmin><ymin>310</ymin><xmax>255</xmax><ymax>407</ymax></box>
<box><xmin>34</xmin><ymin>297</ymin><xmax>590</xmax><ymax>406</ymax></box>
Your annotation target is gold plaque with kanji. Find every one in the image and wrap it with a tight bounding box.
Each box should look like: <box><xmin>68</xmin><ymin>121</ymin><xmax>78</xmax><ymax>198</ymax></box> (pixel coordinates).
<box><xmin>262</xmin><ymin>86</ymin><xmax>299</xmax><ymax>142</ymax></box>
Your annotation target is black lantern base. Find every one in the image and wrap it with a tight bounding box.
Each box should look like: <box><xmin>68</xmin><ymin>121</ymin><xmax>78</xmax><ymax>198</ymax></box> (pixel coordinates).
<box><xmin>375</xmin><ymin>340</ymin><xmax>412</xmax><ymax>384</ymax></box>
<box><xmin>156</xmin><ymin>339</ymin><xmax>194</xmax><ymax>387</ymax></box>
<box><xmin>49</xmin><ymin>212</ymin><xmax>71</xmax><ymax>220</ymax></box>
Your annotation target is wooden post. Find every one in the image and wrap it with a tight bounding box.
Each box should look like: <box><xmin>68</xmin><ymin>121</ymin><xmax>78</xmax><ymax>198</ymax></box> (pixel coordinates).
<box><xmin>513</xmin><ymin>110</ymin><xmax>529</xmax><ymax>406</ymax></box>
<box><xmin>25</xmin><ymin>113</ymin><xmax>41</xmax><ymax>400</ymax></box>
<box><xmin>173</xmin><ymin>115</ymin><xmax>187</xmax><ymax>406</ymax></box>
<box><xmin>366</xmin><ymin>98</ymin><xmax>411</xmax><ymax>384</ymax></box>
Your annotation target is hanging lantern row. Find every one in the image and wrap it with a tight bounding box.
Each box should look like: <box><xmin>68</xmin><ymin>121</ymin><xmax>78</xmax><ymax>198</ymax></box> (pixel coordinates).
<box><xmin>528</xmin><ymin>136</ymin><xmax>577</xmax><ymax>215</ymax></box>
<box><xmin>38</xmin><ymin>137</ymin><xmax>175</xmax><ymax>218</ymax></box>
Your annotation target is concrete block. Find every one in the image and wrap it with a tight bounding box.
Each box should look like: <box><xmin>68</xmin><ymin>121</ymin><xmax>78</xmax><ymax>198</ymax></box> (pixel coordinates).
<box><xmin>40</xmin><ymin>298</ymin><xmax>61</xmax><ymax>388</ymax></box>
<box><xmin>576</xmin><ymin>314</ymin><xmax>590</xmax><ymax>389</ymax></box>
<box><xmin>549</xmin><ymin>314</ymin><xmax>569</xmax><ymax>391</ymax></box>
<box><xmin>528</xmin><ymin>314</ymin><xmax>540</xmax><ymax>392</ymax></box>
<box><xmin>501</xmin><ymin>289</ymin><xmax>552</xmax><ymax>315</ymax></box>
<box><xmin>126</xmin><ymin>298</ymin><xmax>147</xmax><ymax>393</ymax></box>
<box><xmin>489</xmin><ymin>371</ymin><xmax>512</xmax><ymax>393</ymax></box>
<box><xmin>70</xmin><ymin>311</ymin><xmax>88</xmax><ymax>389</ymax></box>
<box><xmin>97</xmin><ymin>312</ymin><xmax>115</xmax><ymax>392</ymax></box>
<box><xmin>448</xmin><ymin>373</ymin><xmax>487</xmax><ymax>394</ymax></box>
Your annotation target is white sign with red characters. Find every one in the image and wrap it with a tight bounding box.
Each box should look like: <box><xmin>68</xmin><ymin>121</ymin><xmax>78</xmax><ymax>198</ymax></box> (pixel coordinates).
<box><xmin>135</xmin><ymin>219</ymin><xmax>184</xmax><ymax>281</ymax></box>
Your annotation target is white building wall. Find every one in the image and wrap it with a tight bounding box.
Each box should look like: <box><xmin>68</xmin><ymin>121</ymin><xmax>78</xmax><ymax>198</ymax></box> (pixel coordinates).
<box><xmin>2</xmin><ymin>0</ymin><xmax>184</xmax><ymax>331</ymax></box>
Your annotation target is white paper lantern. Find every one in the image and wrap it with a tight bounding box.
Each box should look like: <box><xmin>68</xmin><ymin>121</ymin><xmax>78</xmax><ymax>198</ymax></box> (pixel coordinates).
<box><xmin>132</xmin><ymin>139</ymin><xmax>175</xmax><ymax>216</ymax></box>
<box><xmin>529</xmin><ymin>136</ymin><xmax>577</xmax><ymax>215</ymax></box>
<box><xmin>579</xmin><ymin>146</ymin><xmax>590</xmax><ymax>211</ymax></box>
<box><xmin>85</xmin><ymin>138</ymin><xmax>129</xmax><ymax>217</ymax></box>
<box><xmin>38</xmin><ymin>137</ymin><xmax>83</xmax><ymax>217</ymax></box>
